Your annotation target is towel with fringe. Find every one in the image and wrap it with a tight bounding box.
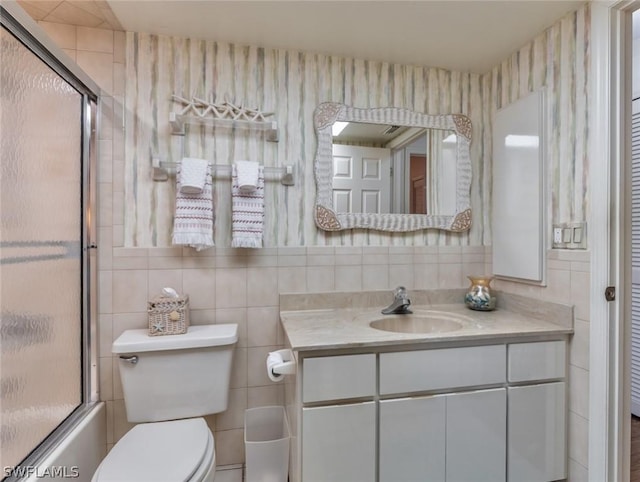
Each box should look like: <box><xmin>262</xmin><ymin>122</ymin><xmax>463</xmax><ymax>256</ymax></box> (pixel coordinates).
<box><xmin>172</xmin><ymin>162</ymin><xmax>215</xmax><ymax>251</ymax></box>
<box><xmin>231</xmin><ymin>164</ymin><xmax>264</xmax><ymax>248</ymax></box>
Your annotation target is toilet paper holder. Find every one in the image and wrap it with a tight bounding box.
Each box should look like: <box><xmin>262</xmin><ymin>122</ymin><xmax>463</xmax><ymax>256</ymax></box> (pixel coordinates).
<box><xmin>267</xmin><ymin>348</ymin><xmax>296</xmax><ymax>379</ymax></box>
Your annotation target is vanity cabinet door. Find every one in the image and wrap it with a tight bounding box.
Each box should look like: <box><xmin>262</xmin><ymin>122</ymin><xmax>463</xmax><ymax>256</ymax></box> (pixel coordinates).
<box><xmin>379</xmin><ymin>395</ymin><xmax>446</xmax><ymax>482</ymax></box>
<box><xmin>301</xmin><ymin>401</ymin><xmax>375</xmax><ymax>482</ymax></box>
<box><xmin>446</xmin><ymin>388</ymin><xmax>507</xmax><ymax>482</ymax></box>
<box><xmin>508</xmin><ymin>382</ymin><xmax>566</xmax><ymax>481</ymax></box>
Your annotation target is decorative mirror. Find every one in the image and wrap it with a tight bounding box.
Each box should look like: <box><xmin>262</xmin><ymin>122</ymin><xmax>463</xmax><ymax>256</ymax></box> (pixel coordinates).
<box><xmin>313</xmin><ymin>102</ymin><xmax>472</xmax><ymax>232</ymax></box>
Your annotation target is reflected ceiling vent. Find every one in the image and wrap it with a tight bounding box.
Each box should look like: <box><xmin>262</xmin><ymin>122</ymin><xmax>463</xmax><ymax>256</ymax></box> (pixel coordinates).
<box><xmin>382</xmin><ymin>125</ymin><xmax>401</xmax><ymax>135</ymax></box>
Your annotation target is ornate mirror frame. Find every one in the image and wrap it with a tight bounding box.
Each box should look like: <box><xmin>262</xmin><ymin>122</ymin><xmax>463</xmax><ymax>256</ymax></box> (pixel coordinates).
<box><xmin>313</xmin><ymin>102</ymin><xmax>472</xmax><ymax>232</ymax></box>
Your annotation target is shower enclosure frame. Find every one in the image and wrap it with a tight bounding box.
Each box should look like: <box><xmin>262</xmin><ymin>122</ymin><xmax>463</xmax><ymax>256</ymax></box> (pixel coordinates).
<box><xmin>1</xmin><ymin>3</ymin><xmax>101</xmax><ymax>473</ymax></box>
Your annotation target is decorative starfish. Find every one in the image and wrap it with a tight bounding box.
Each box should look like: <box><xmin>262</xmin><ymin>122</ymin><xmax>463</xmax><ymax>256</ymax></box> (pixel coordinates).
<box><xmin>151</xmin><ymin>321</ymin><xmax>165</xmax><ymax>333</ymax></box>
<box><xmin>171</xmin><ymin>93</ymin><xmax>275</xmax><ymax>123</ymax></box>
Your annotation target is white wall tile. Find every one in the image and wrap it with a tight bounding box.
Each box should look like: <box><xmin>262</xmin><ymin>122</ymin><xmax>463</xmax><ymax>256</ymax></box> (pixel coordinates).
<box><xmin>568</xmin><ymin>412</ymin><xmax>589</xmax><ymax>469</ymax></box>
<box><xmin>438</xmin><ymin>263</ymin><xmax>463</xmax><ymax>288</ymax></box>
<box><xmin>568</xmin><ymin>459</ymin><xmax>588</xmax><ymax>482</ymax></box>
<box><xmin>183</xmin><ymin>268</ymin><xmax>217</xmax><ymax>309</ymax></box>
<box><xmin>414</xmin><ymin>264</ymin><xmax>439</xmax><ymax>290</ymax></box>
<box><xmin>362</xmin><ymin>265</ymin><xmax>389</xmax><ymax>290</ymax></box>
<box><xmin>216</xmin><ymin>388</ymin><xmax>247</xmax><ymax>431</ymax></box>
<box><xmin>77</xmin><ymin>26</ymin><xmax>113</xmax><ymax>53</ymax></box>
<box><xmin>570</xmin><ymin>320</ymin><xmax>590</xmax><ymax>370</ymax></box>
<box><xmin>147</xmin><ymin>269</ymin><xmax>183</xmax><ymax>297</ymax></box>
<box><xmin>278</xmin><ymin>267</ymin><xmax>307</xmax><ymax>293</ymax></box>
<box><xmin>569</xmin><ymin>365</ymin><xmax>589</xmax><ymax>420</ymax></box>
<box><xmin>248</xmin><ymin>385</ymin><xmax>285</xmax><ymax>408</ymax></box>
<box><xmin>98</xmin><ymin>314</ymin><xmax>113</xmax><ymax>357</ymax></box>
<box><xmin>216</xmin><ymin>269</ymin><xmax>248</xmax><ymax>309</ymax></box>
<box><xmin>247</xmin><ymin>307</ymin><xmax>280</xmax><ymax>347</ymax></box>
<box><xmin>216</xmin><ymin>308</ymin><xmax>247</xmax><ymax>348</ymax></box>
<box><xmin>112</xmin><ymin>312</ymin><xmax>147</xmax><ymax>341</ymax></box>
<box><xmin>113</xmin><ymin>399</ymin><xmax>134</xmax><ymax>443</ymax></box>
<box><xmin>306</xmin><ymin>266</ymin><xmax>335</xmax><ymax>292</ymax></box>
<box><xmin>39</xmin><ymin>21</ymin><xmax>76</xmax><ymax>49</ymax></box>
<box><xmin>247</xmin><ymin>267</ymin><xmax>279</xmax><ymax>307</ymax></box>
<box><xmin>112</xmin><ymin>270</ymin><xmax>148</xmax><ymax>313</ymax></box>
<box><xmin>215</xmin><ymin>429</ymin><xmax>245</xmax><ymax>466</ymax></box>
<box><xmin>76</xmin><ymin>51</ymin><xmax>113</xmax><ymax>93</ymax></box>
<box><xmin>230</xmin><ymin>347</ymin><xmax>248</xmax><ymax>389</ymax></box>
<box><xmin>335</xmin><ymin>265</ymin><xmax>363</xmax><ymax>291</ymax></box>
<box><xmin>571</xmin><ymin>270</ymin><xmax>590</xmax><ymax>321</ymax></box>
<box><xmin>99</xmin><ymin>357</ymin><xmax>113</xmax><ymax>401</ymax></box>
<box><xmin>98</xmin><ymin>270</ymin><xmax>113</xmax><ymax>314</ymax></box>
<box><xmin>389</xmin><ymin>264</ymin><xmax>414</xmax><ymax>290</ymax></box>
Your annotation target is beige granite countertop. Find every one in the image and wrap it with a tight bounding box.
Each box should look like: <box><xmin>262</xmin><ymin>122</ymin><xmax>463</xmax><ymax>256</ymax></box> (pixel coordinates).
<box><xmin>280</xmin><ymin>290</ymin><xmax>574</xmax><ymax>352</ymax></box>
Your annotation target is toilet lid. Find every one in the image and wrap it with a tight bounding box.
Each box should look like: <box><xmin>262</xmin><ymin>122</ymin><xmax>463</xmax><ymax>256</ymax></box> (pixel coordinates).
<box><xmin>94</xmin><ymin>418</ymin><xmax>211</xmax><ymax>482</ymax></box>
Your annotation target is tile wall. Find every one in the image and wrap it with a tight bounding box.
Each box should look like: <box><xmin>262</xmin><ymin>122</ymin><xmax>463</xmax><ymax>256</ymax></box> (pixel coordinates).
<box><xmin>493</xmin><ymin>249</ymin><xmax>590</xmax><ymax>482</ymax></box>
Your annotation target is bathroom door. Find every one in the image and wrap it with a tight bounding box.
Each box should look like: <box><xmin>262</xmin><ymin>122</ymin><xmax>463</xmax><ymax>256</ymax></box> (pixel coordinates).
<box><xmin>631</xmin><ymin>97</ymin><xmax>640</xmax><ymax>416</ymax></box>
<box><xmin>332</xmin><ymin>144</ymin><xmax>391</xmax><ymax>213</ymax></box>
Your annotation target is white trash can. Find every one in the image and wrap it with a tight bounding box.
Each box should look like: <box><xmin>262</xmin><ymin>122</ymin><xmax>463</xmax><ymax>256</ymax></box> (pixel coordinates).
<box><xmin>244</xmin><ymin>406</ymin><xmax>290</xmax><ymax>482</ymax></box>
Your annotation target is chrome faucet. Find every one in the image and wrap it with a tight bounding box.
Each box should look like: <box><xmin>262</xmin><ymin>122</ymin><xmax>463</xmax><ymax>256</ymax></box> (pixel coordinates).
<box><xmin>381</xmin><ymin>286</ymin><xmax>412</xmax><ymax>314</ymax></box>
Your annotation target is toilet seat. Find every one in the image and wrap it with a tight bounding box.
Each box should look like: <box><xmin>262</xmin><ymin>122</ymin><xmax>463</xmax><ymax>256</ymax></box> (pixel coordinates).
<box><xmin>92</xmin><ymin>418</ymin><xmax>214</xmax><ymax>482</ymax></box>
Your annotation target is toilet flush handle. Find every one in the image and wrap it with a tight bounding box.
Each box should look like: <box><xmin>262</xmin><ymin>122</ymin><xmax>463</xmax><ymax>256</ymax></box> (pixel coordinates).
<box><xmin>119</xmin><ymin>355</ymin><xmax>139</xmax><ymax>365</ymax></box>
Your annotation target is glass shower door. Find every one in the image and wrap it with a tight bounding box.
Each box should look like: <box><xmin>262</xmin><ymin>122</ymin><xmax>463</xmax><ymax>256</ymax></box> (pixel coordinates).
<box><xmin>1</xmin><ymin>25</ymin><xmax>84</xmax><ymax>469</ymax></box>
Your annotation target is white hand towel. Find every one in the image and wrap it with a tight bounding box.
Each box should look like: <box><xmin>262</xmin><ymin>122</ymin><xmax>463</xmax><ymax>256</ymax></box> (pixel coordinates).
<box><xmin>179</xmin><ymin>157</ymin><xmax>209</xmax><ymax>194</ymax></box>
<box><xmin>231</xmin><ymin>164</ymin><xmax>264</xmax><ymax>248</ymax></box>
<box><xmin>172</xmin><ymin>162</ymin><xmax>215</xmax><ymax>251</ymax></box>
<box><xmin>235</xmin><ymin>160</ymin><xmax>260</xmax><ymax>192</ymax></box>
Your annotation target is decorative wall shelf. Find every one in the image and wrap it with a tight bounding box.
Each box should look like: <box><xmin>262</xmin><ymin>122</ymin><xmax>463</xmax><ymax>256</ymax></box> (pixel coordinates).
<box><xmin>169</xmin><ymin>112</ymin><xmax>279</xmax><ymax>142</ymax></box>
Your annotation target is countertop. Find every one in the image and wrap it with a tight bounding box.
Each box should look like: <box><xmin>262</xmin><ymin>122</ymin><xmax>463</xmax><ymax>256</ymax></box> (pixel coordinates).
<box><xmin>279</xmin><ymin>290</ymin><xmax>574</xmax><ymax>352</ymax></box>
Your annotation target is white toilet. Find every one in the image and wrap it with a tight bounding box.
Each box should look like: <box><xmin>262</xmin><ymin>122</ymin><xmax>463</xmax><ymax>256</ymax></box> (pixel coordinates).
<box><xmin>92</xmin><ymin>324</ymin><xmax>238</xmax><ymax>482</ymax></box>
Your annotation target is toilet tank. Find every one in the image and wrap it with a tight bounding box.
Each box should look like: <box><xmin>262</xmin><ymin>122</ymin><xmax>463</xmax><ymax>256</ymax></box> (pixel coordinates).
<box><xmin>112</xmin><ymin>324</ymin><xmax>238</xmax><ymax>423</ymax></box>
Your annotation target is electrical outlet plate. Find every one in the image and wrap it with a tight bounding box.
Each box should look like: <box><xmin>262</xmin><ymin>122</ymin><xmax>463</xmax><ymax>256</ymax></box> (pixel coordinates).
<box><xmin>552</xmin><ymin>222</ymin><xmax>587</xmax><ymax>249</ymax></box>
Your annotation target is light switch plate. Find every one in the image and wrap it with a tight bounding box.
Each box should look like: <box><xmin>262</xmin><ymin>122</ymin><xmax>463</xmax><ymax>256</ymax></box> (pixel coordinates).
<box><xmin>552</xmin><ymin>222</ymin><xmax>587</xmax><ymax>249</ymax></box>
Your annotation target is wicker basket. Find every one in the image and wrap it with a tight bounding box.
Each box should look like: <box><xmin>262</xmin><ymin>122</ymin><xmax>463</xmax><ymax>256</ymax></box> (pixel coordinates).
<box><xmin>147</xmin><ymin>295</ymin><xmax>190</xmax><ymax>336</ymax></box>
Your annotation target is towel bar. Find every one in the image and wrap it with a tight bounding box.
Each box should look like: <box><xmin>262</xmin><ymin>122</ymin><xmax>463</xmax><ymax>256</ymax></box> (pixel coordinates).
<box><xmin>152</xmin><ymin>158</ymin><xmax>294</xmax><ymax>186</ymax></box>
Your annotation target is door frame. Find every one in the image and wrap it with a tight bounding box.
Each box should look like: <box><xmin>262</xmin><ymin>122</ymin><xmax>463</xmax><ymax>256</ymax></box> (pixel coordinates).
<box><xmin>590</xmin><ymin>1</ymin><xmax>636</xmax><ymax>480</ymax></box>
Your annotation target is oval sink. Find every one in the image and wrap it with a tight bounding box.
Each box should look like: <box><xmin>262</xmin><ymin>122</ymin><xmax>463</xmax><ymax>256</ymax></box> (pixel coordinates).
<box><xmin>369</xmin><ymin>311</ymin><xmax>467</xmax><ymax>334</ymax></box>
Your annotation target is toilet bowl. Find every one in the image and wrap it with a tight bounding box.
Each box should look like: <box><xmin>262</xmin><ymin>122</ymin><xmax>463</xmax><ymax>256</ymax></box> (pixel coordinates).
<box><xmin>93</xmin><ymin>324</ymin><xmax>238</xmax><ymax>482</ymax></box>
<box><xmin>92</xmin><ymin>418</ymin><xmax>215</xmax><ymax>482</ymax></box>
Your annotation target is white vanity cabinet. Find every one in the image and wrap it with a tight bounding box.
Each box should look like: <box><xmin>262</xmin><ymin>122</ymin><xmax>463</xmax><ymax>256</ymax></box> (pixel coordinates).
<box><xmin>379</xmin><ymin>395</ymin><xmax>447</xmax><ymax>481</ymax></box>
<box><xmin>379</xmin><ymin>345</ymin><xmax>507</xmax><ymax>482</ymax></box>
<box><xmin>302</xmin><ymin>402</ymin><xmax>376</xmax><ymax>482</ymax></box>
<box><xmin>300</xmin><ymin>354</ymin><xmax>377</xmax><ymax>482</ymax></box>
<box><xmin>507</xmin><ymin>341</ymin><xmax>567</xmax><ymax>481</ymax></box>
<box><xmin>294</xmin><ymin>339</ymin><xmax>567</xmax><ymax>482</ymax></box>
<box><xmin>379</xmin><ymin>389</ymin><xmax>506</xmax><ymax>482</ymax></box>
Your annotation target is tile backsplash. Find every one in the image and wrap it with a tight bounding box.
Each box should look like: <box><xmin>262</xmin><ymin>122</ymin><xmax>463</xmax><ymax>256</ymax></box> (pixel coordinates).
<box><xmin>99</xmin><ymin>245</ymin><xmax>486</xmax><ymax>464</ymax></box>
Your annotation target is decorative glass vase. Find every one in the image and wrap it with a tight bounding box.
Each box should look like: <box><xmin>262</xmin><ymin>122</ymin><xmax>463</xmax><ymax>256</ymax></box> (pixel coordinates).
<box><xmin>464</xmin><ymin>276</ymin><xmax>496</xmax><ymax>311</ymax></box>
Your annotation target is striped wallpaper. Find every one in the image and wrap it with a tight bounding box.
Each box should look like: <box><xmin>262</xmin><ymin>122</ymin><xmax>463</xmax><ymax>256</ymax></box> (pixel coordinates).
<box><xmin>124</xmin><ymin>4</ymin><xmax>589</xmax><ymax>248</ymax></box>
<box><xmin>482</xmin><ymin>5</ymin><xmax>590</xmax><ymax>246</ymax></box>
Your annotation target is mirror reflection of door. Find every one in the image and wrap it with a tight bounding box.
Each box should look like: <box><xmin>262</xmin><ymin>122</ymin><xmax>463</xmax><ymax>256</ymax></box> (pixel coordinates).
<box><xmin>332</xmin><ymin>145</ymin><xmax>391</xmax><ymax>213</ymax></box>
<box><xmin>409</xmin><ymin>154</ymin><xmax>428</xmax><ymax>214</ymax></box>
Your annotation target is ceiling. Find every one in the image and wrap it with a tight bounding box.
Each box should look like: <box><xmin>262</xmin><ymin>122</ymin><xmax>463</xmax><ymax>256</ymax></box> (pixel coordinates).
<box><xmin>106</xmin><ymin>0</ymin><xmax>587</xmax><ymax>74</ymax></box>
<box><xmin>15</xmin><ymin>1</ymin><xmax>588</xmax><ymax>73</ymax></box>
